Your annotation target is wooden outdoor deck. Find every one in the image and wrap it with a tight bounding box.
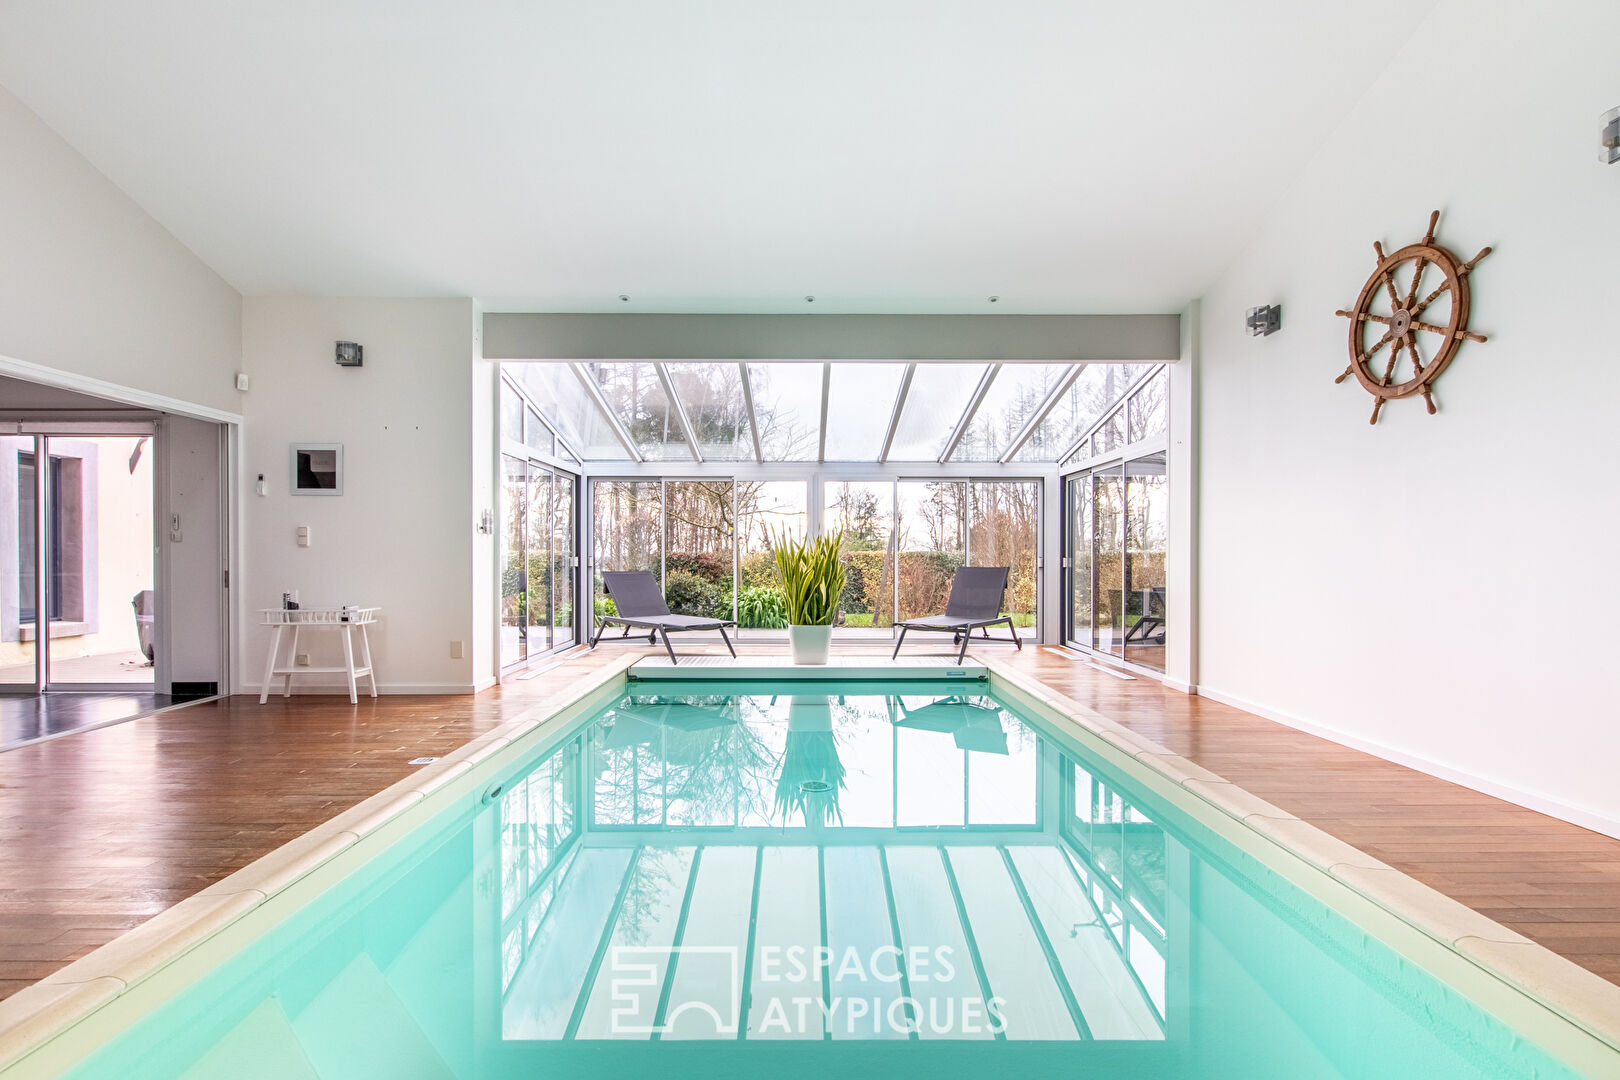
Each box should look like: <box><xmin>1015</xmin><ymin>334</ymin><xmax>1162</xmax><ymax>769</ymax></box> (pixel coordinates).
<box><xmin>2</xmin><ymin>642</ymin><xmax>1617</xmax><ymax>1004</ymax></box>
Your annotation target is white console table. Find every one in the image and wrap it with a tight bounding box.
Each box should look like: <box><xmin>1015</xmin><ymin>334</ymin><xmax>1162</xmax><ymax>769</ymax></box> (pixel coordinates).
<box><xmin>259</xmin><ymin>607</ymin><xmax>379</xmax><ymax>704</ymax></box>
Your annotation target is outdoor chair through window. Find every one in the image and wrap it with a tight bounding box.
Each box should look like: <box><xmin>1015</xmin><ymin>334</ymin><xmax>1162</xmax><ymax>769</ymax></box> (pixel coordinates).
<box><xmin>590</xmin><ymin>570</ymin><xmax>737</xmax><ymax>665</ymax></box>
<box><xmin>892</xmin><ymin>565</ymin><xmax>1023</xmax><ymax>665</ymax></box>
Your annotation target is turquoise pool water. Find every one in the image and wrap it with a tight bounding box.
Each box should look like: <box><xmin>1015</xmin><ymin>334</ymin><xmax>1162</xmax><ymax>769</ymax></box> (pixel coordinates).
<box><xmin>58</xmin><ymin>680</ymin><xmax>1598</xmax><ymax>1079</ymax></box>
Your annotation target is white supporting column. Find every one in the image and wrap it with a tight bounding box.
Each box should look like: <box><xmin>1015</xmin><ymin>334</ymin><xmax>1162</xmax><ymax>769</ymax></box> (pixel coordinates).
<box><xmin>1164</xmin><ymin>300</ymin><xmax>1200</xmax><ymax>693</ymax></box>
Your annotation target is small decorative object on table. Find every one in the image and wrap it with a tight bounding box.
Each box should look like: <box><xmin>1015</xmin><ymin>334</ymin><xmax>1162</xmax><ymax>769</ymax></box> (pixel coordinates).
<box><xmin>770</xmin><ymin>528</ymin><xmax>846</xmax><ymax>665</ymax></box>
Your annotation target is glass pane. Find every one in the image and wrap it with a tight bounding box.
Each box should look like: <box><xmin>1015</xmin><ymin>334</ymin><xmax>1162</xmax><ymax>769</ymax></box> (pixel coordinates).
<box><xmin>502</xmin><ymin>455</ymin><xmax>528</xmax><ymax>667</ymax></box>
<box><xmin>951</xmin><ymin>363</ymin><xmax>1073</xmax><ymax>462</ymax></box>
<box><xmin>824</xmin><ymin>481</ymin><xmax>894</xmax><ymax>633</ymax></box>
<box><xmin>1093</xmin><ymin>464</ymin><xmax>1125</xmax><ymax>656</ymax></box>
<box><xmin>748</xmin><ymin>363</ymin><xmax>823</xmax><ymax>461</ymax></box>
<box><xmin>663</xmin><ymin>362</ymin><xmax>754</xmax><ymax>461</ymax></box>
<box><xmin>887</xmin><ymin>363</ymin><xmax>987</xmax><ymax>461</ymax></box>
<box><xmin>527</xmin><ymin>463</ymin><xmax>551</xmax><ymax>655</ymax></box>
<box><xmin>591</xmin><ymin>481</ymin><xmax>662</xmax><ymax>627</ymax></box>
<box><xmin>525</xmin><ymin>407</ymin><xmax>553</xmax><ymax>457</ymax></box>
<box><xmin>3</xmin><ymin>438</ymin><xmax>37</xmax><ymax>684</ymax></box>
<box><xmin>1124</xmin><ymin>453</ymin><xmax>1168</xmax><ymax>672</ymax></box>
<box><xmin>663</xmin><ymin>481</ymin><xmax>734</xmax><ymax>620</ymax></box>
<box><xmin>968</xmin><ymin>481</ymin><xmax>1039</xmax><ymax>639</ymax></box>
<box><xmin>966</xmin><ymin>712</ymin><xmax>1038</xmax><ymax>825</ymax></box>
<box><xmin>824</xmin><ymin>363</ymin><xmax>907</xmax><ymax>461</ymax></box>
<box><xmin>1067</xmin><ymin>474</ymin><xmax>1092</xmax><ymax>647</ymax></box>
<box><xmin>1128</xmin><ymin>367</ymin><xmax>1168</xmax><ymax>443</ymax></box>
<box><xmin>43</xmin><ymin>436</ymin><xmax>155</xmax><ymax>687</ymax></box>
<box><xmin>896</xmin><ymin>481</ymin><xmax>964</xmax><ymax>623</ymax></box>
<box><xmin>552</xmin><ymin>473</ymin><xmax>576</xmax><ymax>648</ymax></box>
<box><xmin>895</xmin><ymin>725</ymin><xmax>963</xmax><ymax>826</ymax></box>
<box><xmin>736</xmin><ymin>481</ymin><xmax>806</xmax><ymax>631</ymax></box>
<box><xmin>1095</xmin><ymin>407</ymin><xmax>1127</xmax><ymax>457</ymax></box>
<box><xmin>583</xmin><ymin>362</ymin><xmax>690</xmax><ymax>461</ymax></box>
<box><xmin>1016</xmin><ymin>363</ymin><xmax>1152</xmax><ymax>463</ymax></box>
<box><xmin>500</xmin><ymin>380</ymin><xmax>524</xmax><ymax>445</ymax></box>
<box><xmin>508</xmin><ymin>363</ymin><xmax>628</xmax><ymax>460</ymax></box>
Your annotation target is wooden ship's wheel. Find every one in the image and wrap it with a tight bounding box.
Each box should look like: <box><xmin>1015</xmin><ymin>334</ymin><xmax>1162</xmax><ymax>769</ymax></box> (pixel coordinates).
<box><xmin>1334</xmin><ymin>210</ymin><xmax>1491</xmax><ymax>424</ymax></box>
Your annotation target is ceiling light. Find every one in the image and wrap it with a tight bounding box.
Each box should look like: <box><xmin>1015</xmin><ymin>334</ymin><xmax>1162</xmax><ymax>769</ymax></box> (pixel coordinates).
<box><xmin>804</xmin><ymin>295</ymin><xmax>815</xmax><ymax>303</ymax></box>
<box><xmin>988</xmin><ymin>296</ymin><xmax>1000</xmax><ymax>303</ymax></box>
<box><xmin>618</xmin><ymin>294</ymin><xmax>630</xmax><ymax>302</ymax></box>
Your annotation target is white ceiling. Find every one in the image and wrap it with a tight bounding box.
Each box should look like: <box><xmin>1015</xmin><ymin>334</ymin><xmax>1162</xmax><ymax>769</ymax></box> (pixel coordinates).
<box><xmin>0</xmin><ymin>2</ymin><xmax>1433</xmax><ymax>311</ymax></box>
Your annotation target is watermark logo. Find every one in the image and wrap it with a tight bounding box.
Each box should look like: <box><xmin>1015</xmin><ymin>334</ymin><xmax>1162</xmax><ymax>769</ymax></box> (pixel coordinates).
<box><xmin>609</xmin><ymin>945</ymin><xmax>742</xmax><ymax>1036</ymax></box>
<box><xmin>605</xmin><ymin>944</ymin><xmax>1006</xmax><ymax>1038</ymax></box>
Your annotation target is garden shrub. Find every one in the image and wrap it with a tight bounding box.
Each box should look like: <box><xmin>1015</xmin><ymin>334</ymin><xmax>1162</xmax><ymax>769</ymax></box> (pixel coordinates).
<box><xmin>663</xmin><ymin>569</ymin><xmax>728</xmax><ymax>619</ymax></box>
<box><xmin>665</xmin><ymin>551</ymin><xmax>729</xmax><ymax>583</ymax></box>
<box><xmin>737</xmin><ymin>586</ymin><xmax>787</xmax><ymax>628</ymax></box>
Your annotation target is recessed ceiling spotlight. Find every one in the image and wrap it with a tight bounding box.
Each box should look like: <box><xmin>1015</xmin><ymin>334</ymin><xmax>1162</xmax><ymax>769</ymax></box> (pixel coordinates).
<box><xmin>618</xmin><ymin>294</ymin><xmax>630</xmax><ymax>302</ymax></box>
<box><xmin>988</xmin><ymin>295</ymin><xmax>1000</xmax><ymax>303</ymax></box>
<box><xmin>804</xmin><ymin>295</ymin><xmax>815</xmax><ymax>303</ymax></box>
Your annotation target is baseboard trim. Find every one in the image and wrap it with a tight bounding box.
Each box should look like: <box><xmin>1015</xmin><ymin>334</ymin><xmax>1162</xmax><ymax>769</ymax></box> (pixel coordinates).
<box><xmin>1195</xmin><ymin>683</ymin><xmax>1620</xmax><ymax>842</ymax></box>
<box><xmin>238</xmin><ymin>682</ymin><xmax>480</xmax><ymax>696</ymax></box>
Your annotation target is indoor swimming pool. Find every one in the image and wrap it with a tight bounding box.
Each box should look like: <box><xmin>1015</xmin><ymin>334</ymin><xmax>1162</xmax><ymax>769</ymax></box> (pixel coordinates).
<box><xmin>16</xmin><ymin>674</ymin><xmax>1618</xmax><ymax>1079</ymax></box>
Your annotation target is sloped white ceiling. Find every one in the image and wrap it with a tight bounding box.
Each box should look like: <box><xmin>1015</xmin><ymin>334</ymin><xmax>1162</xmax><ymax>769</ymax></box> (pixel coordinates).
<box><xmin>0</xmin><ymin>1</ymin><xmax>1433</xmax><ymax>310</ymax></box>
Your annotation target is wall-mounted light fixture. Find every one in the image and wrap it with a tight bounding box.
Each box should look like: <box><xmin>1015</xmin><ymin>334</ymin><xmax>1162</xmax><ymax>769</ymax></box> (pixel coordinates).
<box><xmin>1245</xmin><ymin>304</ymin><xmax>1282</xmax><ymax>337</ymax></box>
<box><xmin>1602</xmin><ymin>106</ymin><xmax>1620</xmax><ymax>164</ymax></box>
<box><xmin>335</xmin><ymin>341</ymin><xmax>363</xmax><ymax>367</ymax></box>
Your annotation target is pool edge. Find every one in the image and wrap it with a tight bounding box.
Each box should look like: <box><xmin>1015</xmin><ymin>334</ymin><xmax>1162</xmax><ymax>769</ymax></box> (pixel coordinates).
<box><xmin>982</xmin><ymin>656</ymin><xmax>1620</xmax><ymax>1058</ymax></box>
<box><xmin>0</xmin><ymin>653</ymin><xmax>641</xmax><ymax>1075</ymax></box>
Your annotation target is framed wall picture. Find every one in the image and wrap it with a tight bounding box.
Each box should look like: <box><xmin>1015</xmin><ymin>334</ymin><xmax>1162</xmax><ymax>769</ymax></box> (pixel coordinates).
<box><xmin>290</xmin><ymin>443</ymin><xmax>343</xmax><ymax>495</ymax></box>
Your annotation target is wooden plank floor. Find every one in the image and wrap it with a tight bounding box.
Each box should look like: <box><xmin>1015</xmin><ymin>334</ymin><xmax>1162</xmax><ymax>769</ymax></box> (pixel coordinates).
<box><xmin>2</xmin><ymin>641</ymin><xmax>1618</xmax><ymax>1004</ymax></box>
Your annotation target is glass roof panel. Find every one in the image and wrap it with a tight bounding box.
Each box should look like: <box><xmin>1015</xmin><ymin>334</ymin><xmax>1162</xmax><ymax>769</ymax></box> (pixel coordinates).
<box><xmin>951</xmin><ymin>363</ymin><xmax>1074</xmax><ymax>462</ymax></box>
<box><xmin>1017</xmin><ymin>363</ymin><xmax>1155</xmax><ymax>463</ymax></box>
<box><xmin>748</xmin><ymin>362</ymin><xmax>823</xmax><ymax>461</ymax></box>
<box><xmin>665</xmin><ymin>362</ymin><xmax>754</xmax><ymax>461</ymax></box>
<box><xmin>824</xmin><ymin>362</ymin><xmax>907</xmax><ymax>461</ymax></box>
<box><xmin>582</xmin><ymin>362</ymin><xmax>691</xmax><ymax>461</ymax></box>
<box><xmin>886</xmin><ymin>363</ymin><xmax>988</xmax><ymax>461</ymax></box>
<box><xmin>508</xmin><ymin>362</ymin><xmax>628</xmax><ymax>460</ymax></box>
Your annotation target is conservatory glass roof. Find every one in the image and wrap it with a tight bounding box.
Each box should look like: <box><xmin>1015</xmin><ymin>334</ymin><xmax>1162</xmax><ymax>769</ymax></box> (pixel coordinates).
<box><xmin>507</xmin><ymin>360</ymin><xmax>1161</xmax><ymax>465</ymax></box>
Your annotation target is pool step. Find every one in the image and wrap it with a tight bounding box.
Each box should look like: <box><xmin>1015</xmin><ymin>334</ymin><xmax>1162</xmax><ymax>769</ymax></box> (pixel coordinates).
<box><xmin>178</xmin><ymin>998</ymin><xmax>320</xmax><ymax>1080</ymax></box>
<box><xmin>290</xmin><ymin>954</ymin><xmax>455</xmax><ymax>1080</ymax></box>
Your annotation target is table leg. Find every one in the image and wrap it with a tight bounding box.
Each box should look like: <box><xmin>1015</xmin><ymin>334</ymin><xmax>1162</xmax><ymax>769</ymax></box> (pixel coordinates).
<box><xmin>358</xmin><ymin>624</ymin><xmax>378</xmax><ymax>698</ymax></box>
<box><xmin>284</xmin><ymin>625</ymin><xmax>301</xmax><ymax>698</ymax></box>
<box><xmin>341</xmin><ymin>624</ymin><xmax>358</xmax><ymax>704</ymax></box>
<box><xmin>259</xmin><ymin>624</ymin><xmax>285</xmax><ymax>704</ymax></box>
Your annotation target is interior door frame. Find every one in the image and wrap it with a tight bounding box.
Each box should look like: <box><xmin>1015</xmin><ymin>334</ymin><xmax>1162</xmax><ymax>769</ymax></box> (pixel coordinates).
<box><xmin>2</xmin><ymin>421</ymin><xmax>161</xmax><ymax>693</ymax></box>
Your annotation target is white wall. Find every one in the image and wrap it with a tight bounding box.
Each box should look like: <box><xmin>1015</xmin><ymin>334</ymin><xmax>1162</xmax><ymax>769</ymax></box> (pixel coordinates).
<box><xmin>0</xmin><ymin>85</ymin><xmax>241</xmax><ymax>415</ymax></box>
<box><xmin>239</xmin><ymin>297</ymin><xmax>481</xmax><ymax>693</ymax></box>
<box><xmin>1196</xmin><ymin>0</ymin><xmax>1620</xmax><ymax>835</ymax></box>
<box><xmin>161</xmin><ymin>416</ymin><xmax>226</xmax><ymax>687</ymax></box>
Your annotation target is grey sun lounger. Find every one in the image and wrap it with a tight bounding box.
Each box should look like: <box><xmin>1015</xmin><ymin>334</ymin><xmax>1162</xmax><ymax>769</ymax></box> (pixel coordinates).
<box><xmin>892</xmin><ymin>565</ymin><xmax>1023</xmax><ymax>665</ymax></box>
<box><xmin>590</xmin><ymin>570</ymin><xmax>737</xmax><ymax>665</ymax></box>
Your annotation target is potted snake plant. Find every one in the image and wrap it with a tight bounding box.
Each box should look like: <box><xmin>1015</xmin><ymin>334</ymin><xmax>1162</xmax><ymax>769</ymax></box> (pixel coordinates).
<box><xmin>770</xmin><ymin>527</ymin><xmax>847</xmax><ymax>665</ymax></box>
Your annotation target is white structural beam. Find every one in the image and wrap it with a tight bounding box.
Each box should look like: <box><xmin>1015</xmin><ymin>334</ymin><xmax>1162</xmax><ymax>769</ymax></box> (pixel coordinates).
<box><xmin>654</xmin><ymin>362</ymin><xmax>703</xmax><ymax>463</ymax></box>
<box><xmin>938</xmin><ymin>363</ymin><xmax>1001</xmax><ymax>464</ymax></box>
<box><xmin>999</xmin><ymin>364</ymin><xmax>1083</xmax><ymax>464</ymax></box>
<box><xmin>568</xmin><ymin>361</ymin><xmax>644</xmax><ymax>463</ymax></box>
<box><xmin>877</xmin><ymin>363</ymin><xmax>916</xmax><ymax>464</ymax></box>
<box><xmin>738</xmin><ymin>361</ymin><xmax>764</xmax><ymax>464</ymax></box>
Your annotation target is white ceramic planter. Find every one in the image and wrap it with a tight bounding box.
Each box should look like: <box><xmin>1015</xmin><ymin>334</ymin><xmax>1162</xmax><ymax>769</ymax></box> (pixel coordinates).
<box><xmin>787</xmin><ymin>624</ymin><xmax>833</xmax><ymax>665</ymax></box>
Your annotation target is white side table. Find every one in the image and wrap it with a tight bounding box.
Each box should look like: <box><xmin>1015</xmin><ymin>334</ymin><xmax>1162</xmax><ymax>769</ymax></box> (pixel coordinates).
<box><xmin>259</xmin><ymin>607</ymin><xmax>380</xmax><ymax>704</ymax></box>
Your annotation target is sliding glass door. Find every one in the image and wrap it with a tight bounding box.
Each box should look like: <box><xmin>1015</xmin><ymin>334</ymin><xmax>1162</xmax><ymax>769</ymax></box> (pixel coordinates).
<box><xmin>1062</xmin><ymin>367</ymin><xmax>1169</xmax><ymax>672</ymax></box>
<box><xmin>500</xmin><ymin>374</ymin><xmax>581</xmax><ymax>673</ymax></box>
<box><xmin>2</xmin><ymin>432</ymin><xmax>156</xmax><ymax>691</ymax></box>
